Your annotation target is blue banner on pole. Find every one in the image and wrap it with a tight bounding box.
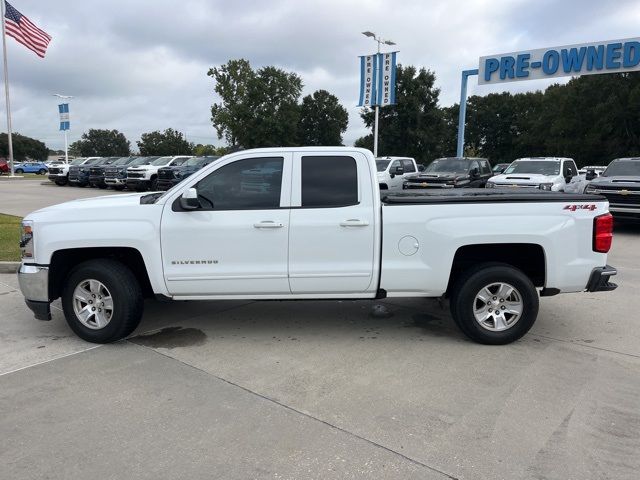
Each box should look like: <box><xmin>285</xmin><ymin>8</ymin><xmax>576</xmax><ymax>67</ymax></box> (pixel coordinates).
<box><xmin>358</xmin><ymin>54</ymin><xmax>377</xmax><ymax>106</ymax></box>
<box><xmin>58</xmin><ymin>103</ymin><xmax>70</xmax><ymax>131</ymax></box>
<box><xmin>358</xmin><ymin>52</ymin><xmax>398</xmax><ymax>107</ymax></box>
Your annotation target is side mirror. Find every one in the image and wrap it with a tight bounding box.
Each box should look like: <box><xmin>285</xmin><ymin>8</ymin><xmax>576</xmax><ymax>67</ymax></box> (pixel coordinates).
<box><xmin>585</xmin><ymin>170</ymin><xmax>596</xmax><ymax>181</ymax></box>
<box><xmin>418</xmin><ymin>165</ymin><xmax>425</xmax><ymax>172</ymax></box>
<box><xmin>179</xmin><ymin>187</ymin><xmax>200</xmax><ymax>210</ymax></box>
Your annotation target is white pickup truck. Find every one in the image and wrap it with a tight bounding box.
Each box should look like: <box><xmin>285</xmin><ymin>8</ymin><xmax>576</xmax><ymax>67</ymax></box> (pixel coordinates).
<box><xmin>18</xmin><ymin>147</ymin><xmax>617</xmax><ymax>345</ymax></box>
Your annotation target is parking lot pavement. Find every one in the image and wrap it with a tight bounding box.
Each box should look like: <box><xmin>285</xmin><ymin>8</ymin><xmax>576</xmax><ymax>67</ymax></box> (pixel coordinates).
<box><xmin>0</xmin><ymin>179</ymin><xmax>122</xmax><ymax>217</ymax></box>
<box><xmin>1</xmin><ymin>223</ymin><xmax>639</xmax><ymax>480</ymax></box>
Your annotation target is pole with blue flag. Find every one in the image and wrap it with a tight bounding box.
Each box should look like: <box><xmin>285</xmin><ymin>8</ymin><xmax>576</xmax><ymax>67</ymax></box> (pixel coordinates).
<box><xmin>58</xmin><ymin>102</ymin><xmax>69</xmax><ymax>163</ymax></box>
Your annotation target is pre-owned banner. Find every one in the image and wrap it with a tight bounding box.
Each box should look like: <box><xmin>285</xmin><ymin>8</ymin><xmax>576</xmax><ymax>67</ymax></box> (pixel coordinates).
<box><xmin>358</xmin><ymin>52</ymin><xmax>398</xmax><ymax>106</ymax></box>
<box><xmin>358</xmin><ymin>54</ymin><xmax>378</xmax><ymax>107</ymax></box>
<box><xmin>58</xmin><ymin>103</ymin><xmax>70</xmax><ymax>131</ymax></box>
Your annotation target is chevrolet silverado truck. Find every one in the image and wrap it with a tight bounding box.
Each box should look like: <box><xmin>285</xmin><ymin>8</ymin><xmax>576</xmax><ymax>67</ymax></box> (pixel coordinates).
<box><xmin>404</xmin><ymin>157</ymin><xmax>492</xmax><ymax>189</ymax></box>
<box><xmin>126</xmin><ymin>155</ymin><xmax>191</xmax><ymax>192</ymax></box>
<box><xmin>585</xmin><ymin>157</ymin><xmax>640</xmax><ymax>220</ymax></box>
<box><xmin>88</xmin><ymin>157</ymin><xmax>122</xmax><ymax>189</ymax></box>
<box><xmin>17</xmin><ymin>147</ymin><xmax>617</xmax><ymax>345</ymax></box>
<box><xmin>47</xmin><ymin>158</ymin><xmax>87</xmax><ymax>186</ymax></box>
<box><xmin>104</xmin><ymin>156</ymin><xmax>158</xmax><ymax>190</ymax></box>
<box><xmin>376</xmin><ymin>156</ymin><xmax>419</xmax><ymax>191</ymax></box>
<box><xmin>487</xmin><ymin>157</ymin><xmax>578</xmax><ymax>191</ymax></box>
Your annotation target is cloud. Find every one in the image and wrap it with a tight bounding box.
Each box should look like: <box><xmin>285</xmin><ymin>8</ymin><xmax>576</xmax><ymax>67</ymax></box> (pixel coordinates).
<box><xmin>3</xmin><ymin>0</ymin><xmax>639</xmax><ymax>150</ymax></box>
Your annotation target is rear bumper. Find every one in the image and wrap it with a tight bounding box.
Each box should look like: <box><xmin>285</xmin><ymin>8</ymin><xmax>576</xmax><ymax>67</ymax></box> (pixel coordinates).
<box><xmin>586</xmin><ymin>265</ymin><xmax>618</xmax><ymax>292</ymax></box>
<box><xmin>17</xmin><ymin>264</ymin><xmax>51</xmax><ymax>320</ymax></box>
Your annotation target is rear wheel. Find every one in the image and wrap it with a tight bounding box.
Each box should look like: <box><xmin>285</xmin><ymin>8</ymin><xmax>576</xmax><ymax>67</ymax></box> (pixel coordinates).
<box><xmin>450</xmin><ymin>263</ymin><xmax>539</xmax><ymax>345</ymax></box>
<box><xmin>149</xmin><ymin>176</ymin><xmax>158</xmax><ymax>191</ymax></box>
<box><xmin>62</xmin><ymin>259</ymin><xmax>144</xmax><ymax>343</ymax></box>
<box><xmin>15</xmin><ymin>168</ymin><xmax>23</xmax><ymax>174</ymax></box>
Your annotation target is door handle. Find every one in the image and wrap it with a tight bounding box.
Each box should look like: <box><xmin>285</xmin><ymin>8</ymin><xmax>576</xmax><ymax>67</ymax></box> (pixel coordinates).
<box><xmin>340</xmin><ymin>219</ymin><xmax>369</xmax><ymax>227</ymax></box>
<box><xmin>253</xmin><ymin>221</ymin><xmax>284</xmax><ymax>228</ymax></box>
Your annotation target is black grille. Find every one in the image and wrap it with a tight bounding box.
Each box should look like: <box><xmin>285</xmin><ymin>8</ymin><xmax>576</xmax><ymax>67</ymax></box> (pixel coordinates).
<box><xmin>599</xmin><ymin>192</ymin><xmax>640</xmax><ymax>205</ymax></box>
<box><xmin>127</xmin><ymin>171</ymin><xmax>144</xmax><ymax>179</ymax></box>
<box><xmin>49</xmin><ymin>167</ymin><xmax>62</xmax><ymax>174</ymax></box>
<box><xmin>158</xmin><ymin>169</ymin><xmax>175</xmax><ymax>180</ymax></box>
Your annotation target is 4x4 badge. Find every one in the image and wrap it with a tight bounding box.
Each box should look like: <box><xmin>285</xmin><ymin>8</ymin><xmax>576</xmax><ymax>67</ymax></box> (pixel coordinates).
<box><xmin>564</xmin><ymin>204</ymin><xmax>597</xmax><ymax>212</ymax></box>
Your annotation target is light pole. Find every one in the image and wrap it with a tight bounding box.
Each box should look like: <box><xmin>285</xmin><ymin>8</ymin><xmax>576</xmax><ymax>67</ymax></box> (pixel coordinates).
<box><xmin>53</xmin><ymin>94</ymin><xmax>73</xmax><ymax>163</ymax></box>
<box><xmin>362</xmin><ymin>31</ymin><xmax>395</xmax><ymax>157</ymax></box>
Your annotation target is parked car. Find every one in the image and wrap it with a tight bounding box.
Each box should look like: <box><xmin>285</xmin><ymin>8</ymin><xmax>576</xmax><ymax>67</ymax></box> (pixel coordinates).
<box><xmin>486</xmin><ymin>157</ymin><xmax>578</xmax><ymax>191</ymax></box>
<box><xmin>403</xmin><ymin>157</ymin><xmax>492</xmax><ymax>189</ymax></box>
<box><xmin>0</xmin><ymin>159</ymin><xmax>8</xmax><ymax>175</ymax></box>
<box><xmin>17</xmin><ymin>147</ymin><xmax>616</xmax><ymax>346</ymax></box>
<box><xmin>48</xmin><ymin>158</ymin><xmax>86</xmax><ymax>186</ymax></box>
<box><xmin>492</xmin><ymin>163</ymin><xmax>511</xmax><ymax>174</ymax></box>
<box><xmin>14</xmin><ymin>162</ymin><xmax>48</xmax><ymax>175</ymax></box>
<box><xmin>585</xmin><ymin>158</ymin><xmax>640</xmax><ymax>220</ymax></box>
<box><xmin>376</xmin><ymin>156</ymin><xmax>419</xmax><ymax>191</ymax></box>
<box><xmin>578</xmin><ymin>165</ymin><xmax>607</xmax><ymax>177</ymax></box>
<box><xmin>564</xmin><ymin>165</ymin><xmax>609</xmax><ymax>194</ymax></box>
<box><xmin>126</xmin><ymin>155</ymin><xmax>191</xmax><ymax>192</ymax></box>
<box><xmin>104</xmin><ymin>157</ymin><xmax>157</xmax><ymax>190</ymax></box>
<box><xmin>157</xmin><ymin>156</ymin><xmax>220</xmax><ymax>190</ymax></box>
<box><xmin>88</xmin><ymin>157</ymin><xmax>123</xmax><ymax>189</ymax></box>
<box><xmin>68</xmin><ymin>157</ymin><xmax>103</xmax><ymax>187</ymax></box>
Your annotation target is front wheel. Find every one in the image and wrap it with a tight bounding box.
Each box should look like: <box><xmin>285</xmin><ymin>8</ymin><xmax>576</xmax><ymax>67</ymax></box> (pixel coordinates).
<box><xmin>450</xmin><ymin>263</ymin><xmax>539</xmax><ymax>345</ymax></box>
<box><xmin>38</xmin><ymin>168</ymin><xmax>47</xmax><ymax>175</ymax></box>
<box><xmin>62</xmin><ymin>259</ymin><xmax>144</xmax><ymax>343</ymax></box>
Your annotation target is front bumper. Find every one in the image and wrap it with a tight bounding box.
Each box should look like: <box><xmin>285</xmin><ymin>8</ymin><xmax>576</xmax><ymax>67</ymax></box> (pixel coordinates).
<box><xmin>126</xmin><ymin>178</ymin><xmax>149</xmax><ymax>188</ymax></box>
<box><xmin>105</xmin><ymin>177</ymin><xmax>126</xmax><ymax>185</ymax></box>
<box><xmin>586</xmin><ymin>265</ymin><xmax>618</xmax><ymax>292</ymax></box>
<box><xmin>17</xmin><ymin>264</ymin><xmax>51</xmax><ymax>320</ymax></box>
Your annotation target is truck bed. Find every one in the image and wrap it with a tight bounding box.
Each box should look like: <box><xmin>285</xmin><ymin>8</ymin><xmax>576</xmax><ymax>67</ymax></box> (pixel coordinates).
<box><xmin>382</xmin><ymin>188</ymin><xmax>603</xmax><ymax>204</ymax></box>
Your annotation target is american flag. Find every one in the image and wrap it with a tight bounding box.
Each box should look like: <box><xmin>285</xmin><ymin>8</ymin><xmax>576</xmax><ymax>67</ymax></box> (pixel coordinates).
<box><xmin>4</xmin><ymin>1</ymin><xmax>51</xmax><ymax>58</ymax></box>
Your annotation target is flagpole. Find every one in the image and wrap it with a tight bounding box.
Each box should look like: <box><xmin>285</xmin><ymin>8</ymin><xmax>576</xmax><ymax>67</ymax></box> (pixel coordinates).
<box><xmin>0</xmin><ymin>0</ymin><xmax>15</xmax><ymax>177</ymax></box>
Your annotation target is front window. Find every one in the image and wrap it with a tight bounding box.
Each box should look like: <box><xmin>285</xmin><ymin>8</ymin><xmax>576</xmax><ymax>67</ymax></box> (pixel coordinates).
<box><xmin>503</xmin><ymin>160</ymin><xmax>560</xmax><ymax>175</ymax></box>
<box><xmin>195</xmin><ymin>157</ymin><xmax>284</xmax><ymax>210</ymax></box>
<box><xmin>150</xmin><ymin>156</ymin><xmax>173</xmax><ymax>166</ymax></box>
<box><xmin>603</xmin><ymin>160</ymin><xmax>640</xmax><ymax>177</ymax></box>
<box><xmin>376</xmin><ymin>160</ymin><xmax>390</xmax><ymax>172</ymax></box>
<box><xmin>425</xmin><ymin>158</ymin><xmax>470</xmax><ymax>174</ymax></box>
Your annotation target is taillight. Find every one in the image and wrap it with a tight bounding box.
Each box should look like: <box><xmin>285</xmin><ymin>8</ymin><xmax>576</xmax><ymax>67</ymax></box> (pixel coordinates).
<box><xmin>593</xmin><ymin>213</ymin><xmax>613</xmax><ymax>253</ymax></box>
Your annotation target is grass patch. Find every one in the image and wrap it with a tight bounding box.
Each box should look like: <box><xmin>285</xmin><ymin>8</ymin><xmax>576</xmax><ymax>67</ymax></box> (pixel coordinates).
<box><xmin>0</xmin><ymin>213</ymin><xmax>22</xmax><ymax>261</ymax></box>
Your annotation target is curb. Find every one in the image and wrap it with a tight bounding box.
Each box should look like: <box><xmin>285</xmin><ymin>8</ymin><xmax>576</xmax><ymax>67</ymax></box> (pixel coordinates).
<box><xmin>0</xmin><ymin>261</ymin><xmax>20</xmax><ymax>274</ymax></box>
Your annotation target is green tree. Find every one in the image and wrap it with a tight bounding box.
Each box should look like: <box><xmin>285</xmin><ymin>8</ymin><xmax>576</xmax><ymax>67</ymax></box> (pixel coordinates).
<box><xmin>69</xmin><ymin>129</ymin><xmax>131</xmax><ymax>157</ymax></box>
<box><xmin>193</xmin><ymin>144</ymin><xmax>227</xmax><ymax>156</ymax></box>
<box><xmin>298</xmin><ymin>89</ymin><xmax>348</xmax><ymax>145</ymax></box>
<box><xmin>354</xmin><ymin>65</ymin><xmax>446</xmax><ymax>163</ymax></box>
<box><xmin>208</xmin><ymin>59</ymin><xmax>303</xmax><ymax>148</ymax></box>
<box><xmin>0</xmin><ymin>132</ymin><xmax>49</xmax><ymax>160</ymax></box>
<box><xmin>137</xmin><ymin>128</ymin><xmax>193</xmax><ymax>156</ymax></box>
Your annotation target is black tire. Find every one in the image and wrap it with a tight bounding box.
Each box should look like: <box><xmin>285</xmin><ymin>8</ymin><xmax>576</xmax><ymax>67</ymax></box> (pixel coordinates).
<box><xmin>55</xmin><ymin>179</ymin><xmax>67</xmax><ymax>186</ymax></box>
<box><xmin>38</xmin><ymin>168</ymin><xmax>47</xmax><ymax>175</ymax></box>
<box><xmin>450</xmin><ymin>263</ymin><xmax>539</xmax><ymax>345</ymax></box>
<box><xmin>98</xmin><ymin>184</ymin><xmax>107</xmax><ymax>189</ymax></box>
<box><xmin>15</xmin><ymin>168</ymin><xmax>23</xmax><ymax>174</ymax></box>
<box><xmin>114</xmin><ymin>185</ymin><xmax>125</xmax><ymax>191</ymax></box>
<box><xmin>149</xmin><ymin>176</ymin><xmax>158</xmax><ymax>191</ymax></box>
<box><xmin>62</xmin><ymin>259</ymin><xmax>144</xmax><ymax>343</ymax></box>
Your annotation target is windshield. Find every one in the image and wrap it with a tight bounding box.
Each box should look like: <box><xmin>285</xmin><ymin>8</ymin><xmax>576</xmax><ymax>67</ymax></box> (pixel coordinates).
<box><xmin>131</xmin><ymin>156</ymin><xmax>159</xmax><ymax>166</ymax></box>
<box><xmin>504</xmin><ymin>160</ymin><xmax>560</xmax><ymax>175</ymax></box>
<box><xmin>183</xmin><ymin>157</ymin><xmax>202</xmax><ymax>166</ymax></box>
<box><xmin>493</xmin><ymin>163</ymin><xmax>509</xmax><ymax>172</ymax></box>
<box><xmin>376</xmin><ymin>160</ymin><xmax>391</xmax><ymax>172</ymax></box>
<box><xmin>113</xmin><ymin>157</ymin><xmax>132</xmax><ymax>165</ymax></box>
<box><xmin>603</xmin><ymin>160</ymin><xmax>640</xmax><ymax>177</ymax></box>
<box><xmin>151</xmin><ymin>156</ymin><xmax>173</xmax><ymax>166</ymax></box>
<box><xmin>84</xmin><ymin>158</ymin><xmax>103</xmax><ymax>165</ymax></box>
<box><xmin>171</xmin><ymin>157</ymin><xmax>189</xmax><ymax>166</ymax></box>
<box><xmin>70</xmin><ymin>158</ymin><xmax>85</xmax><ymax>165</ymax></box>
<box><xmin>425</xmin><ymin>159</ymin><xmax>470</xmax><ymax>174</ymax></box>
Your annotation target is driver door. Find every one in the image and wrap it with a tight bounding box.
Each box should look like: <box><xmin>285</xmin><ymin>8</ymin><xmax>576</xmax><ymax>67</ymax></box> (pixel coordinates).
<box><xmin>160</xmin><ymin>152</ymin><xmax>292</xmax><ymax>296</ymax></box>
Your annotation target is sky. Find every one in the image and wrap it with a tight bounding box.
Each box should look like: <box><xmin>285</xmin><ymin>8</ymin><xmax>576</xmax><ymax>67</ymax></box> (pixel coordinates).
<box><xmin>3</xmin><ymin>0</ymin><xmax>640</xmax><ymax>151</ymax></box>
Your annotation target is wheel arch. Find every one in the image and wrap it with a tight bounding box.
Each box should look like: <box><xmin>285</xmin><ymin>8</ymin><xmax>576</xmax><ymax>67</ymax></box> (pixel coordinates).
<box><xmin>49</xmin><ymin>247</ymin><xmax>153</xmax><ymax>300</ymax></box>
<box><xmin>446</xmin><ymin>243</ymin><xmax>546</xmax><ymax>296</ymax></box>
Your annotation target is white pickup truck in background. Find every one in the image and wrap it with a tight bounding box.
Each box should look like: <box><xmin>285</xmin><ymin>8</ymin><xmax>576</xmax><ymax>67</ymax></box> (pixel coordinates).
<box><xmin>486</xmin><ymin>157</ymin><xmax>579</xmax><ymax>191</ymax></box>
<box><xmin>18</xmin><ymin>147</ymin><xmax>617</xmax><ymax>345</ymax></box>
<box><xmin>376</xmin><ymin>156</ymin><xmax>419</xmax><ymax>191</ymax></box>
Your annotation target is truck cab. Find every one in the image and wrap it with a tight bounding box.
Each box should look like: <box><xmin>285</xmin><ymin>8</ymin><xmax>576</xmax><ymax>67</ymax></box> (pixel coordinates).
<box><xmin>376</xmin><ymin>156</ymin><xmax>418</xmax><ymax>191</ymax></box>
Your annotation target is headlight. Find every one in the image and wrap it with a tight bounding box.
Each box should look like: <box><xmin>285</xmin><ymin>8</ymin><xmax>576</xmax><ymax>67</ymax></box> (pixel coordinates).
<box><xmin>539</xmin><ymin>183</ymin><xmax>554</xmax><ymax>191</ymax></box>
<box><xmin>485</xmin><ymin>182</ymin><xmax>496</xmax><ymax>188</ymax></box>
<box><xmin>20</xmin><ymin>220</ymin><xmax>34</xmax><ymax>259</ymax></box>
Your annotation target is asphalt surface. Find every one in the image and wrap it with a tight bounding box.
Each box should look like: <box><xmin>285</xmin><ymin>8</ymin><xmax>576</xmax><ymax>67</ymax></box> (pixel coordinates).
<box><xmin>1</xmin><ymin>181</ymin><xmax>639</xmax><ymax>479</ymax></box>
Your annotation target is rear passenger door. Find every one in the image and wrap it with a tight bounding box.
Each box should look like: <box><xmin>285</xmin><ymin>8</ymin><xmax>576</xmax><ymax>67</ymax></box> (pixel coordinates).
<box><xmin>288</xmin><ymin>152</ymin><xmax>376</xmax><ymax>294</ymax></box>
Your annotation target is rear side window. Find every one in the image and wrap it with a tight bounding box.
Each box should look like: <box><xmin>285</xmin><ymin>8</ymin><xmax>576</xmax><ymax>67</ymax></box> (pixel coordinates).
<box><xmin>301</xmin><ymin>156</ymin><xmax>358</xmax><ymax>208</ymax></box>
<box><xmin>402</xmin><ymin>159</ymin><xmax>416</xmax><ymax>173</ymax></box>
<box><xmin>481</xmin><ymin>161</ymin><xmax>491</xmax><ymax>174</ymax></box>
